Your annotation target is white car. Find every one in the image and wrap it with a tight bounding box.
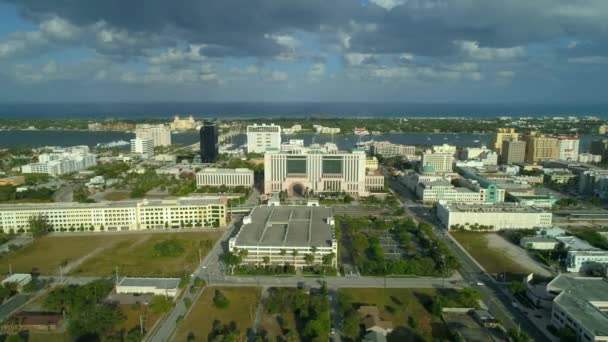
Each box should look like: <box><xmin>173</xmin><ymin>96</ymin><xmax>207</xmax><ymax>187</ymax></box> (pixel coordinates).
<box><xmin>476</xmin><ymin>282</ymin><xmax>485</xmax><ymax>286</ymax></box>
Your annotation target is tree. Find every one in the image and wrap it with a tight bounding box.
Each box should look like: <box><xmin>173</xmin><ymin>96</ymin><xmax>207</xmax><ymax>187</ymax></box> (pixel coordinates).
<box><xmin>342</xmin><ymin>309</ymin><xmax>361</xmax><ymax>340</ymax></box>
<box><xmin>322</xmin><ymin>253</ymin><xmax>335</xmax><ymax>267</ymax></box>
<box><xmin>558</xmin><ymin>327</ymin><xmax>577</xmax><ymax>342</ymax></box>
<box><xmin>279</xmin><ymin>249</ymin><xmax>287</xmax><ymax>265</ymax></box>
<box><xmin>262</xmin><ymin>256</ymin><xmax>270</xmax><ymax>266</ymax></box>
<box><xmin>292</xmin><ymin>249</ymin><xmax>299</xmax><ymax>266</ymax></box>
<box><xmin>304</xmin><ymin>254</ymin><xmax>315</xmax><ymax>266</ymax></box>
<box><xmin>213</xmin><ymin>290</ymin><xmax>230</xmax><ymax>309</ymax></box>
<box><xmin>29</xmin><ymin>214</ymin><xmax>52</xmax><ymax>238</ymax></box>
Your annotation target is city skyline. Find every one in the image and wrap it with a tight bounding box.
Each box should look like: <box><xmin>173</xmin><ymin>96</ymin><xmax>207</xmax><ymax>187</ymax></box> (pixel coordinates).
<box><xmin>0</xmin><ymin>1</ymin><xmax>607</xmax><ymax>103</ymax></box>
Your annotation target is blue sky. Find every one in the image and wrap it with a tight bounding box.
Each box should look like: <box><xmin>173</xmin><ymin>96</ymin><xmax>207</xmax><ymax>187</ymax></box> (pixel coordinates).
<box><xmin>0</xmin><ymin>0</ymin><xmax>608</xmax><ymax>102</ymax></box>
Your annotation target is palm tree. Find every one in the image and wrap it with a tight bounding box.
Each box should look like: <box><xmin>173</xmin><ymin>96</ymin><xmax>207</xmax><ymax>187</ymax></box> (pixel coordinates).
<box><xmin>263</xmin><ymin>256</ymin><xmax>270</xmax><ymax>267</ymax></box>
<box><xmin>310</xmin><ymin>246</ymin><xmax>318</xmax><ymax>264</ymax></box>
<box><xmin>292</xmin><ymin>249</ymin><xmax>299</xmax><ymax>267</ymax></box>
<box><xmin>304</xmin><ymin>253</ymin><xmax>315</xmax><ymax>266</ymax></box>
<box><xmin>279</xmin><ymin>249</ymin><xmax>287</xmax><ymax>266</ymax></box>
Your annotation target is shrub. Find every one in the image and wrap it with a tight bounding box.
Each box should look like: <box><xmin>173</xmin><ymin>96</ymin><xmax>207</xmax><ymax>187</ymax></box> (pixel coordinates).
<box><xmin>153</xmin><ymin>239</ymin><xmax>185</xmax><ymax>257</ymax></box>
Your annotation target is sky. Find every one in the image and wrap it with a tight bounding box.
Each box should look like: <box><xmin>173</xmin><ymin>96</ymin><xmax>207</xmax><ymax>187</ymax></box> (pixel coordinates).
<box><xmin>0</xmin><ymin>0</ymin><xmax>607</xmax><ymax>103</ymax></box>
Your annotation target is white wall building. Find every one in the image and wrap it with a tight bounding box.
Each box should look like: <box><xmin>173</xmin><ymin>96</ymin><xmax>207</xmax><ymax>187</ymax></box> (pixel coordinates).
<box><xmin>196</xmin><ymin>168</ymin><xmax>254</xmax><ymax>188</ymax></box>
<box><xmin>1</xmin><ymin>273</ymin><xmax>32</xmax><ymax>290</ymax></box>
<box><xmin>229</xmin><ymin>205</ymin><xmax>338</xmax><ymax>268</ymax></box>
<box><xmin>116</xmin><ymin>277</ymin><xmax>181</xmax><ymax>298</ymax></box>
<box><xmin>370</xmin><ymin>141</ymin><xmax>416</xmax><ymax>158</ymax></box>
<box><xmin>130</xmin><ymin>138</ymin><xmax>154</xmax><ymax>159</ymax></box>
<box><xmin>558</xmin><ymin>137</ymin><xmax>580</xmax><ymax>161</ymax></box>
<box><xmin>547</xmin><ymin>275</ymin><xmax>608</xmax><ymax>342</ymax></box>
<box><xmin>264</xmin><ymin>147</ymin><xmax>373</xmax><ymax>197</ymax></box>
<box><xmin>170</xmin><ymin>115</ymin><xmax>196</xmax><ymax>131</ymax></box>
<box><xmin>437</xmin><ymin>202</ymin><xmax>552</xmax><ymax>230</ymax></box>
<box><xmin>21</xmin><ymin>146</ymin><xmax>97</xmax><ymax>176</ymax></box>
<box><xmin>135</xmin><ymin>124</ymin><xmax>171</xmax><ymax>146</ymax></box>
<box><xmin>421</xmin><ymin>151</ymin><xmax>453</xmax><ymax>173</ymax></box>
<box><xmin>432</xmin><ymin>144</ymin><xmax>457</xmax><ymax>155</ymax></box>
<box><xmin>565</xmin><ymin>250</ymin><xmax>608</xmax><ymax>273</ymax></box>
<box><xmin>247</xmin><ymin>124</ymin><xmax>282</xmax><ymax>153</ymax></box>
<box><xmin>313</xmin><ymin>125</ymin><xmax>340</xmax><ymax>134</ymax></box>
<box><xmin>0</xmin><ymin>197</ymin><xmax>226</xmax><ymax>233</ymax></box>
<box><xmin>578</xmin><ymin>153</ymin><xmax>602</xmax><ymax>163</ymax></box>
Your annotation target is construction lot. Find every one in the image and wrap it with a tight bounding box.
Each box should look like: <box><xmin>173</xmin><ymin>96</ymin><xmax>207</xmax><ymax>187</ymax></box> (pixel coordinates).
<box><xmin>451</xmin><ymin>232</ymin><xmax>551</xmax><ymax>277</ymax></box>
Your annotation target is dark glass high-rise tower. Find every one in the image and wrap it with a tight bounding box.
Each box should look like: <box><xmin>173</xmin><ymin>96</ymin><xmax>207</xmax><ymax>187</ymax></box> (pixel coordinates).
<box><xmin>200</xmin><ymin>123</ymin><xmax>218</xmax><ymax>162</ymax></box>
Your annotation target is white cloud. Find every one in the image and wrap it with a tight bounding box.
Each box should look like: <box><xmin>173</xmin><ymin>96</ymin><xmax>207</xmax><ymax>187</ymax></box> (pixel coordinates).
<box><xmin>269</xmin><ymin>71</ymin><xmax>288</xmax><ymax>81</ymax></box>
<box><xmin>455</xmin><ymin>40</ymin><xmax>526</xmax><ymax>61</ymax></box>
<box><xmin>497</xmin><ymin>70</ymin><xmax>515</xmax><ymax>78</ymax></box>
<box><xmin>148</xmin><ymin>44</ymin><xmax>206</xmax><ymax>65</ymax></box>
<box><xmin>345</xmin><ymin>53</ymin><xmax>375</xmax><ymax>66</ymax></box>
<box><xmin>265</xmin><ymin>34</ymin><xmax>300</xmax><ymax>61</ymax></box>
<box><xmin>567</xmin><ymin>56</ymin><xmax>608</xmax><ymax>64</ymax></box>
<box><xmin>40</xmin><ymin>17</ymin><xmax>78</xmax><ymax>41</ymax></box>
<box><xmin>370</xmin><ymin>0</ymin><xmax>405</xmax><ymax>11</ymax></box>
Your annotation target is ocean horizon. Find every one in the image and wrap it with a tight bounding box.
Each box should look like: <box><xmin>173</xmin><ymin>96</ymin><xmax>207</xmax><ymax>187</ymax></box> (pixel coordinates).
<box><xmin>1</xmin><ymin>101</ymin><xmax>608</xmax><ymax>119</ymax></box>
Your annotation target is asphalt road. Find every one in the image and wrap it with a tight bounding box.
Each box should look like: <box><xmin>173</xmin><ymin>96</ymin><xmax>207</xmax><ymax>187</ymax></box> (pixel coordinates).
<box><xmin>386</xmin><ymin>171</ymin><xmax>548</xmax><ymax>341</ymax></box>
<box><xmin>0</xmin><ymin>294</ymin><xmax>32</xmax><ymax>320</ymax></box>
<box><xmin>146</xmin><ymin>189</ymin><xmax>260</xmax><ymax>342</ymax></box>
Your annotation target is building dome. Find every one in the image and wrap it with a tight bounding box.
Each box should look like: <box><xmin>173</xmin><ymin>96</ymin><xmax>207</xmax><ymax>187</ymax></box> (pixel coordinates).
<box><xmin>421</xmin><ymin>164</ymin><xmax>434</xmax><ymax>174</ymax></box>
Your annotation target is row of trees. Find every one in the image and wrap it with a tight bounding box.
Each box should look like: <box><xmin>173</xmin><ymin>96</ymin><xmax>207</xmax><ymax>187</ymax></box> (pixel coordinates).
<box><xmin>450</xmin><ymin>223</ymin><xmax>496</xmax><ymax>231</ymax></box>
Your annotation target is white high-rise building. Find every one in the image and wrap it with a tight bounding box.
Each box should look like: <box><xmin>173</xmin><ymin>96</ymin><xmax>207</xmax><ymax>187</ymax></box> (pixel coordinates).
<box><xmin>557</xmin><ymin>137</ymin><xmax>580</xmax><ymax>161</ymax></box>
<box><xmin>247</xmin><ymin>124</ymin><xmax>281</xmax><ymax>153</ymax></box>
<box><xmin>264</xmin><ymin>147</ymin><xmax>376</xmax><ymax>197</ymax></box>
<box><xmin>421</xmin><ymin>150</ymin><xmax>453</xmax><ymax>173</ymax></box>
<box><xmin>130</xmin><ymin>138</ymin><xmax>154</xmax><ymax>159</ymax></box>
<box><xmin>135</xmin><ymin>124</ymin><xmax>171</xmax><ymax>147</ymax></box>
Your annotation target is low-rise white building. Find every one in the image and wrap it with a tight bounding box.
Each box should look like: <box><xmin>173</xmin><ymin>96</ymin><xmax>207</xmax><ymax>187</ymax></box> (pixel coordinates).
<box><xmin>21</xmin><ymin>145</ymin><xmax>97</xmax><ymax>177</ymax></box>
<box><xmin>0</xmin><ymin>197</ymin><xmax>226</xmax><ymax>233</ymax></box>
<box><xmin>247</xmin><ymin>123</ymin><xmax>282</xmax><ymax>153</ymax></box>
<box><xmin>370</xmin><ymin>141</ymin><xmax>416</xmax><ymax>158</ymax></box>
<box><xmin>546</xmin><ymin>275</ymin><xmax>608</xmax><ymax>341</ymax></box>
<box><xmin>196</xmin><ymin>168</ymin><xmax>254</xmax><ymax>188</ymax></box>
<box><xmin>565</xmin><ymin>250</ymin><xmax>608</xmax><ymax>273</ymax></box>
<box><xmin>578</xmin><ymin>153</ymin><xmax>602</xmax><ymax>163</ymax></box>
<box><xmin>365</xmin><ymin>172</ymin><xmax>385</xmax><ymax>192</ymax></box>
<box><xmin>520</xmin><ymin>236</ymin><xmax>560</xmax><ymax>250</ymax></box>
<box><xmin>1</xmin><ymin>273</ymin><xmax>32</xmax><ymax>290</ymax></box>
<box><xmin>421</xmin><ymin>150</ymin><xmax>453</xmax><ymax>173</ymax></box>
<box><xmin>437</xmin><ymin>202</ymin><xmax>552</xmax><ymax>231</ymax></box>
<box><xmin>366</xmin><ymin>157</ymin><xmax>379</xmax><ymax>171</ymax></box>
<box><xmin>116</xmin><ymin>277</ymin><xmax>181</xmax><ymax>298</ymax></box>
<box><xmin>313</xmin><ymin>125</ymin><xmax>340</xmax><ymax>134</ymax></box>
<box><xmin>229</xmin><ymin>205</ymin><xmax>337</xmax><ymax>268</ymax></box>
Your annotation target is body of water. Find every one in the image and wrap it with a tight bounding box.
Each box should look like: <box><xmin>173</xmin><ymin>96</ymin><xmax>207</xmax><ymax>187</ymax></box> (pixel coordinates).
<box><xmin>0</xmin><ymin>130</ymin><xmax>600</xmax><ymax>152</ymax></box>
<box><xmin>0</xmin><ymin>102</ymin><xmax>608</xmax><ymax>119</ymax></box>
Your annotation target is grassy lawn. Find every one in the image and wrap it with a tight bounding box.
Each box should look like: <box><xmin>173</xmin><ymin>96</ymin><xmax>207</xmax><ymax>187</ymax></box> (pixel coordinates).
<box><xmin>0</xmin><ymin>231</ymin><xmax>221</xmax><ymax>276</ymax></box>
<box><xmin>175</xmin><ymin>287</ymin><xmax>261</xmax><ymax>342</ymax></box>
<box><xmin>72</xmin><ymin>231</ymin><xmax>222</xmax><ymax>277</ymax></box>
<box><xmin>339</xmin><ymin>288</ymin><xmax>472</xmax><ymax>342</ymax></box>
<box><xmin>103</xmin><ymin>191</ymin><xmax>130</xmax><ymax>201</ymax></box>
<box><xmin>259</xmin><ymin>310</ymin><xmax>298</xmax><ymax>341</ymax></box>
<box><xmin>451</xmin><ymin>232</ymin><xmax>532</xmax><ymax>275</ymax></box>
<box><xmin>28</xmin><ymin>333</ymin><xmax>70</xmax><ymax>342</ymax></box>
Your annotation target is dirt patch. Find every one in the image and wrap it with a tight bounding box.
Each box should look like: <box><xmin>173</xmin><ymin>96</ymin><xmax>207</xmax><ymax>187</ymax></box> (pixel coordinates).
<box><xmin>485</xmin><ymin>234</ymin><xmax>552</xmax><ymax>277</ymax></box>
<box><xmin>60</xmin><ymin>240</ymin><xmax>119</xmax><ymax>274</ymax></box>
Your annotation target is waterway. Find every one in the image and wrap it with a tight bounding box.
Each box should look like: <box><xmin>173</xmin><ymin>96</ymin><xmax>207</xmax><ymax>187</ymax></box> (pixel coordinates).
<box><xmin>0</xmin><ymin>130</ymin><xmax>599</xmax><ymax>151</ymax></box>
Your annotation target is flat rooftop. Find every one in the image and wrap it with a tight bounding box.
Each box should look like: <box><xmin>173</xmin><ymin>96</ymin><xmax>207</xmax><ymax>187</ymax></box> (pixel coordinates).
<box><xmin>555</xmin><ymin>236</ymin><xmax>599</xmax><ymax>251</ymax></box>
<box><xmin>0</xmin><ymin>196</ymin><xmax>224</xmax><ymax>211</ymax></box>
<box><xmin>117</xmin><ymin>277</ymin><xmax>180</xmax><ymax>289</ymax></box>
<box><xmin>441</xmin><ymin>203</ymin><xmax>546</xmax><ymax>213</ymax></box>
<box><xmin>199</xmin><ymin>168</ymin><xmax>253</xmax><ymax>174</ymax></box>
<box><xmin>234</xmin><ymin>205</ymin><xmax>334</xmax><ymax>248</ymax></box>
<box><xmin>547</xmin><ymin>275</ymin><xmax>608</xmax><ymax>337</ymax></box>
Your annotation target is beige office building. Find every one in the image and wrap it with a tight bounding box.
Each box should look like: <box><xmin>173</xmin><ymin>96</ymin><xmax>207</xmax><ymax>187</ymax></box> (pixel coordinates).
<box><xmin>493</xmin><ymin>128</ymin><xmax>519</xmax><ymax>155</ymax></box>
<box><xmin>525</xmin><ymin>133</ymin><xmax>559</xmax><ymax>162</ymax></box>
<box><xmin>501</xmin><ymin>140</ymin><xmax>526</xmax><ymax>164</ymax></box>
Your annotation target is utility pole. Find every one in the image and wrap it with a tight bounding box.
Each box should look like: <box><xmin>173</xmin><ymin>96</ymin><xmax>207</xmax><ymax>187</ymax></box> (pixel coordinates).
<box><xmin>115</xmin><ymin>266</ymin><xmax>119</xmax><ymax>287</ymax></box>
<box><xmin>140</xmin><ymin>314</ymin><xmax>144</xmax><ymax>335</ymax></box>
<box><xmin>59</xmin><ymin>265</ymin><xmax>63</xmax><ymax>284</ymax></box>
<box><xmin>9</xmin><ymin>264</ymin><xmax>12</xmax><ymax>276</ymax></box>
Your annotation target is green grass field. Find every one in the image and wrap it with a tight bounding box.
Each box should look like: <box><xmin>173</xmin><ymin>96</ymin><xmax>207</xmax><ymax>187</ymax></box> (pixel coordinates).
<box><xmin>0</xmin><ymin>231</ymin><xmax>222</xmax><ymax>276</ymax></box>
<box><xmin>339</xmin><ymin>288</ymin><xmax>476</xmax><ymax>342</ymax></box>
<box><xmin>451</xmin><ymin>232</ymin><xmax>532</xmax><ymax>275</ymax></box>
<box><xmin>175</xmin><ymin>287</ymin><xmax>261</xmax><ymax>342</ymax></box>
